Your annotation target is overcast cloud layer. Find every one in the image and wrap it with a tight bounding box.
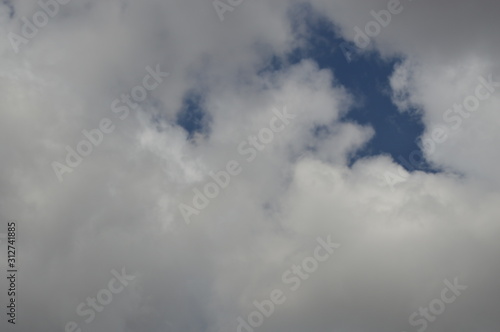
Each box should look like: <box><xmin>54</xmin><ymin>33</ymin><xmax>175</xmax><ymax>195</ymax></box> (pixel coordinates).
<box><xmin>0</xmin><ymin>1</ymin><xmax>499</xmax><ymax>331</ymax></box>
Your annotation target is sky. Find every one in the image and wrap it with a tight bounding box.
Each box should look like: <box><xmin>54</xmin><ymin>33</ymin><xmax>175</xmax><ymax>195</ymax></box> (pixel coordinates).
<box><xmin>0</xmin><ymin>0</ymin><xmax>499</xmax><ymax>331</ymax></box>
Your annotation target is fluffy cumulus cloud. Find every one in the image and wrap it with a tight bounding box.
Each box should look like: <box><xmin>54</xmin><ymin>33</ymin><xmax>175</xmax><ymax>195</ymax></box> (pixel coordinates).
<box><xmin>0</xmin><ymin>0</ymin><xmax>499</xmax><ymax>332</ymax></box>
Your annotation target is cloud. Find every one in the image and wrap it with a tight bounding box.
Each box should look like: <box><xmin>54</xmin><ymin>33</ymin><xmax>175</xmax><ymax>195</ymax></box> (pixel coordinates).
<box><xmin>0</xmin><ymin>1</ymin><xmax>499</xmax><ymax>332</ymax></box>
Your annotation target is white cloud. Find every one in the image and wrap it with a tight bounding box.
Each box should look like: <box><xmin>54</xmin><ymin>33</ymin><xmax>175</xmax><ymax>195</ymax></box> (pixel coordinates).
<box><xmin>0</xmin><ymin>1</ymin><xmax>499</xmax><ymax>332</ymax></box>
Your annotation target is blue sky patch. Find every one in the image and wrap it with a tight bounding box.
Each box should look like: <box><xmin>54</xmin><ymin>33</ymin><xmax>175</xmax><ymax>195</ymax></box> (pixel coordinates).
<box><xmin>257</xmin><ymin>4</ymin><xmax>439</xmax><ymax>173</ymax></box>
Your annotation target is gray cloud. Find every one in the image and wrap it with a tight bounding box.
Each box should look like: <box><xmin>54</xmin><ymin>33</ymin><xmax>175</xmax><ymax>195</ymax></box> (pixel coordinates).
<box><xmin>0</xmin><ymin>1</ymin><xmax>499</xmax><ymax>332</ymax></box>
